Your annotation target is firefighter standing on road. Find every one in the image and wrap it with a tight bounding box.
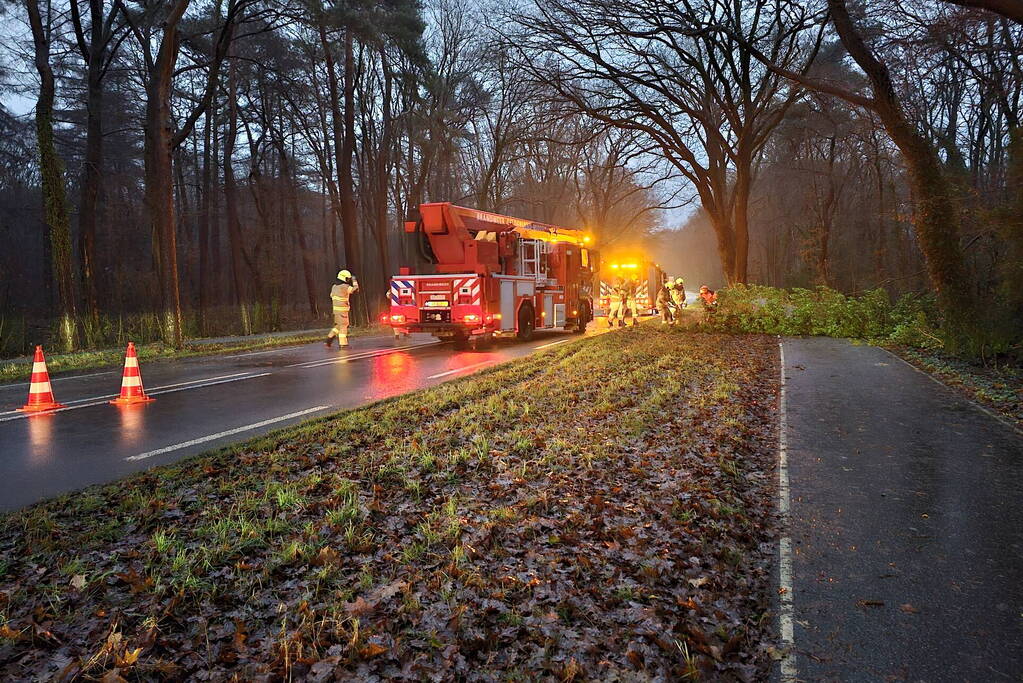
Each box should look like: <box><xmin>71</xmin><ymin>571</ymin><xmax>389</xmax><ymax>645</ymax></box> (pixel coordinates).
<box><xmin>608</xmin><ymin>277</ymin><xmax>625</xmax><ymax>327</ymax></box>
<box><xmin>624</xmin><ymin>276</ymin><xmax>640</xmax><ymax>327</ymax></box>
<box><xmin>326</xmin><ymin>269</ymin><xmax>359</xmax><ymax>348</ymax></box>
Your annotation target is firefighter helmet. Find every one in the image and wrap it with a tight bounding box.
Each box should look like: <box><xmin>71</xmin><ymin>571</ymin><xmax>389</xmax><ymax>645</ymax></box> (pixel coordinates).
<box><xmin>337</xmin><ymin>269</ymin><xmax>352</xmax><ymax>281</ymax></box>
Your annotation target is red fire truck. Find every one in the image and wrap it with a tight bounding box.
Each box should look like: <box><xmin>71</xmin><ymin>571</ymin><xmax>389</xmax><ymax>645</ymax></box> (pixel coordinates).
<box><xmin>595</xmin><ymin>259</ymin><xmax>667</xmax><ymax>318</ymax></box>
<box><xmin>382</xmin><ymin>203</ymin><xmax>598</xmax><ymax>349</ymax></box>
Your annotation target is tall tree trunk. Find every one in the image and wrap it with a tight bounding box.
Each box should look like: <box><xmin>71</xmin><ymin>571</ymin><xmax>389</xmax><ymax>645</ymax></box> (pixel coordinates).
<box><xmin>340</xmin><ymin>30</ymin><xmax>363</xmax><ymax>322</ymax></box>
<box><xmin>829</xmin><ymin>0</ymin><xmax>975</xmax><ymax>340</ymax></box>
<box><xmin>223</xmin><ymin>59</ymin><xmax>246</xmax><ymax>309</ymax></box>
<box><xmin>317</xmin><ymin>19</ymin><xmax>345</xmax><ymax>267</ymax></box>
<box><xmin>278</xmin><ymin>142</ymin><xmax>318</xmax><ymax>316</ymax></box>
<box><xmin>731</xmin><ymin>156</ymin><xmax>752</xmax><ymax>284</ymax></box>
<box><xmin>373</xmin><ymin>49</ymin><xmax>394</xmax><ymax>312</ymax></box>
<box><xmin>144</xmin><ymin>72</ymin><xmax>185</xmax><ymax>348</ymax></box>
<box><xmin>140</xmin><ymin>0</ymin><xmax>190</xmax><ymax>348</ymax></box>
<box><xmin>27</xmin><ymin>0</ymin><xmax>80</xmax><ymax>351</ymax></box>
<box><xmin>199</xmin><ymin>108</ymin><xmax>212</xmax><ymax>330</ymax></box>
<box><xmin>211</xmin><ymin>105</ymin><xmax>222</xmax><ymax>304</ymax></box>
<box><xmin>78</xmin><ymin>23</ymin><xmax>104</xmax><ymax>331</ymax></box>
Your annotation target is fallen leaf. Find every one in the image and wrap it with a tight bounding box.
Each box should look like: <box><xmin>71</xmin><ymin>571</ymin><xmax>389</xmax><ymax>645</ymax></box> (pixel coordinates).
<box><xmin>899</xmin><ymin>603</ymin><xmax>919</xmax><ymax>614</ymax></box>
<box><xmin>344</xmin><ymin>596</ymin><xmax>374</xmax><ymax>616</ymax></box>
<box><xmin>69</xmin><ymin>574</ymin><xmax>87</xmax><ymax>591</ymax></box>
<box><xmin>0</xmin><ymin>624</ymin><xmax>21</xmax><ymax>640</ymax></box>
<box><xmin>856</xmin><ymin>599</ymin><xmax>885</xmax><ymax>608</ymax></box>
<box><xmin>360</xmin><ymin>642</ymin><xmax>387</xmax><ymax>658</ymax></box>
<box><xmin>311</xmin><ymin>547</ymin><xmax>340</xmax><ymax>567</ymax></box>
<box><xmin>688</xmin><ymin>577</ymin><xmax>709</xmax><ymax>588</ymax></box>
<box><xmin>115</xmin><ymin>647</ymin><xmax>143</xmax><ymax>667</ymax></box>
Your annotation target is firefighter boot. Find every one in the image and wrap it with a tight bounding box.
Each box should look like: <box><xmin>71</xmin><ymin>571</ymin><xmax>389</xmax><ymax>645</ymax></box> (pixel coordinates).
<box><xmin>325</xmin><ymin>335</ymin><xmax>334</xmax><ymax>348</ymax></box>
<box><xmin>339</xmin><ymin>334</ymin><xmax>349</xmax><ymax>348</ymax></box>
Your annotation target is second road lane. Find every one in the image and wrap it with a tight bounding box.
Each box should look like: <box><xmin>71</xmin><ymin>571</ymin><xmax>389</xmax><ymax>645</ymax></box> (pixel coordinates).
<box><xmin>0</xmin><ymin>329</ymin><xmax>601</xmax><ymax>512</ymax></box>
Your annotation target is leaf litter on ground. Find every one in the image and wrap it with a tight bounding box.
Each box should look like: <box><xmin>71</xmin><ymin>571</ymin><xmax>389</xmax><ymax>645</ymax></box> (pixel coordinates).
<box><xmin>0</xmin><ymin>328</ymin><xmax>781</xmax><ymax>681</ymax></box>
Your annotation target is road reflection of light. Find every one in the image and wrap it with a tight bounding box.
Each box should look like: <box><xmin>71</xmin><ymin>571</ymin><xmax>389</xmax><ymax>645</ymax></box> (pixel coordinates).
<box><xmin>366</xmin><ymin>352</ymin><xmax>416</xmax><ymax>399</ymax></box>
<box><xmin>116</xmin><ymin>403</ymin><xmax>146</xmax><ymax>448</ymax></box>
<box><xmin>27</xmin><ymin>414</ymin><xmax>54</xmax><ymax>465</ymax></box>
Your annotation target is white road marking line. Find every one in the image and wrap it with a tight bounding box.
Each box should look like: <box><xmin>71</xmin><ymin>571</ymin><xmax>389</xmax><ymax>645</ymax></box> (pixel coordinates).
<box><xmin>2</xmin><ymin>370</ymin><xmax>118</xmax><ymax>390</ymax></box>
<box><xmin>428</xmin><ymin>361</ymin><xmax>495</xmax><ymax>379</ymax></box>
<box><xmin>880</xmin><ymin>347</ymin><xmax>1023</xmax><ymax>437</ymax></box>
<box><xmin>292</xmin><ymin>350</ymin><xmax>391</xmax><ymax>369</ymax></box>
<box><xmin>777</xmin><ymin>338</ymin><xmax>796</xmax><ymax>682</ymax></box>
<box><xmin>147</xmin><ymin>373</ymin><xmax>271</xmax><ymax>397</ymax></box>
<box><xmin>534</xmin><ymin>338</ymin><xmax>572</xmax><ymax>349</ymax></box>
<box><xmin>223</xmin><ymin>347</ymin><xmax>304</xmax><ymax>359</ymax></box>
<box><xmin>0</xmin><ymin>372</ymin><xmax>270</xmax><ymax>423</ymax></box>
<box><xmin>125</xmin><ymin>405</ymin><xmax>330</xmax><ymax>461</ymax></box>
<box><xmin>289</xmin><ymin>341</ymin><xmax>442</xmax><ymax>369</ymax></box>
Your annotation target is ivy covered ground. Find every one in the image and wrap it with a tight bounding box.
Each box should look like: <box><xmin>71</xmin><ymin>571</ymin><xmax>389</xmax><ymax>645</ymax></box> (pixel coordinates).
<box><xmin>891</xmin><ymin>346</ymin><xmax>1022</xmax><ymax>429</ymax></box>
<box><xmin>0</xmin><ymin>328</ymin><xmax>780</xmax><ymax>681</ymax></box>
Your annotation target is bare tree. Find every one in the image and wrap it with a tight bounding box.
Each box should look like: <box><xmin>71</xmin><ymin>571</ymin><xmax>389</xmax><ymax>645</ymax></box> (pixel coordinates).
<box><xmin>506</xmin><ymin>0</ymin><xmax>823</xmax><ymax>283</ymax></box>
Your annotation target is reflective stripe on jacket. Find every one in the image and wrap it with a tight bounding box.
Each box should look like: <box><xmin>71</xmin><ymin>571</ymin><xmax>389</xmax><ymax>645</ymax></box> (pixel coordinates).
<box><xmin>331</xmin><ymin>282</ymin><xmax>358</xmax><ymax>312</ymax></box>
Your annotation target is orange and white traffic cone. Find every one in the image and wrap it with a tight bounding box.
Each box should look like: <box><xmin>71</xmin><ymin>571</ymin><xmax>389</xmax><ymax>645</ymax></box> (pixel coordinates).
<box><xmin>18</xmin><ymin>345</ymin><xmax>65</xmax><ymax>413</ymax></box>
<box><xmin>109</xmin><ymin>342</ymin><xmax>154</xmax><ymax>405</ymax></box>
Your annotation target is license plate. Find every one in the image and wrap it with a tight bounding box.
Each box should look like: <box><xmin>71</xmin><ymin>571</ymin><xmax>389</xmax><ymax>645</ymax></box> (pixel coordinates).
<box><xmin>424</xmin><ymin>300</ymin><xmax>449</xmax><ymax>307</ymax></box>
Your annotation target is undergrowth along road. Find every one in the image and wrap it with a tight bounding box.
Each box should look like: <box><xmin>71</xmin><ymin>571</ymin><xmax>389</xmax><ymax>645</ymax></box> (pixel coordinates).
<box><xmin>0</xmin><ymin>327</ymin><xmax>780</xmax><ymax>680</ymax></box>
<box><xmin>0</xmin><ymin>326</ymin><xmax>389</xmax><ymax>384</ymax></box>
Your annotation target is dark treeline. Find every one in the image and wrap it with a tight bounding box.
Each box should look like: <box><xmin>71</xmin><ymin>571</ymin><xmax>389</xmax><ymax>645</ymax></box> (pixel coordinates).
<box><xmin>1</xmin><ymin>0</ymin><xmax>1021</xmax><ymax>356</ymax></box>
<box><xmin>0</xmin><ymin>0</ymin><xmax>673</xmax><ymax>354</ymax></box>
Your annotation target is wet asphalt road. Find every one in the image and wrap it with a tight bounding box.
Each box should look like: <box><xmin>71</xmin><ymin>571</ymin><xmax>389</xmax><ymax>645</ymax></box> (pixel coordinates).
<box><xmin>0</xmin><ymin>329</ymin><xmax>601</xmax><ymax>512</ymax></box>
<box><xmin>782</xmin><ymin>337</ymin><xmax>1023</xmax><ymax>682</ymax></box>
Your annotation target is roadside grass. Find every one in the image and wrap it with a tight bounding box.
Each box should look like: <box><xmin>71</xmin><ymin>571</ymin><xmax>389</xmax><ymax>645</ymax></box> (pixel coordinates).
<box><xmin>0</xmin><ymin>327</ymin><xmax>780</xmax><ymax>680</ymax></box>
<box><xmin>0</xmin><ymin>325</ymin><xmax>388</xmax><ymax>384</ymax></box>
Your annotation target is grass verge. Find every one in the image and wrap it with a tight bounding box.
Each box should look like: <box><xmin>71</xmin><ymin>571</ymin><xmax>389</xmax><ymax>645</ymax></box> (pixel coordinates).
<box><xmin>0</xmin><ymin>327</ymin><xmax>779</xmax><ymax>680</ymax></box>
<box><xmin>0</xmin><ymin>326</ymin><xmax>388</xmax><ymax>384</ymax></box>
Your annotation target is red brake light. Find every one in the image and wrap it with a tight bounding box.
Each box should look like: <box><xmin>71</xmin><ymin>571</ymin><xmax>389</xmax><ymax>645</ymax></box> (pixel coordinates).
<box><xmin>463</xmin><ymin>314</ymin><xmax>481</xmax><ymax>324</ymax></box>
<box><xmin>391</xmin><ymin>314</ymin><xmax>406</xmax><ymax>324</ymax></box>
<box><xmin>380</xmin><ymin>314</ymin><xmax>390</xmax><ymax>324</ymax></box>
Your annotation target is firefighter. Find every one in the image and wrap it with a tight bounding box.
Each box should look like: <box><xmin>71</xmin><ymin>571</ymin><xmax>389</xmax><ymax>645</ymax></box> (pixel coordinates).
<box><xmin>326</xmin><ymin>269</ymin><xmax>359</xmax><ymax>348</ymax></box>
<box><xmin>670</xmin><ymin>277</ymin><xmax>687</xmax><ymax>322</ymax></box>
<box><xmin>656</xmin><ymin>282</ymin><xmax>673</xmax><ymax>324</ymax></box>
<box><xmin>699</xmin><ymin>285</ymin><xmax>718</xmax><ymax>312</ymax></box>
<box><xmin>601</xmin><ymin>276</ymin><xmax>617</xmax><ymax>327</ymax></box>
<box><xmin>623</xmin><ymin>276</ymin><xmax>640</xmax><ymax>327</ymax></box>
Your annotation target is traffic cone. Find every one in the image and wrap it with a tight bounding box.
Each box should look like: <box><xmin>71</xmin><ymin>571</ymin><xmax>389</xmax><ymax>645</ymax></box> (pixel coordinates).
<box><xmin>18</xmin><ymin>345</ymin><xmax>64</xmax><ymax>413</ymax></box>
<box><xmin>109</xmin><ymin>342</ymin><xmax>154</xmax><ymax>405</ymax></box>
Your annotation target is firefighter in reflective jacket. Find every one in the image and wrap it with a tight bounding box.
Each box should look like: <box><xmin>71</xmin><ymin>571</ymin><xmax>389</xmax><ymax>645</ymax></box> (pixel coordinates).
<box><xmin>326</xmin><ymin>269</ymin><xmax>359</xmax><ymax>348</ymax></box>
<box><xmin>656</xmin><ymin>284</ymin><xmax>673</xmax><ymax>324</ymax></box>
<box><xmin>607</xmin><ymin>277</ymin><xmax>625</xmax><ymax>327</ymax></box>
<box><xmin>623</xmin><ymin>276</ymin><xmax>640</xmax><ymax>326</ymax></box>
<box><xmin>670</xmin><ymin>277</ymin><xmax>687</xmax><ymax>322</ymax></box>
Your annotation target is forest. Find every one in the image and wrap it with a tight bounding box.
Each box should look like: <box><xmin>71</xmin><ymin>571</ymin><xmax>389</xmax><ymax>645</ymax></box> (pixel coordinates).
<box><xmin>0</xmin><ymin>0</ymin><xmax>1020</xmax><ymax>358</ymax></box>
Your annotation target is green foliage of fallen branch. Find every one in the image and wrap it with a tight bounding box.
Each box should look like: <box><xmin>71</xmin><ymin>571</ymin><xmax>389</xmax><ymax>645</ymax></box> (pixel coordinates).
<box><xmin>707</xmin><ymin>284</ymin><xmax>943</xmax><ymax>349</ymax></box>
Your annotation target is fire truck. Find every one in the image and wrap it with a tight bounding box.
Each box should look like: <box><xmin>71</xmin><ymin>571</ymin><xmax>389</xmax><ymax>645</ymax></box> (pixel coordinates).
<box><xmin>595</xmin><ymin>259</ymin><xmax>668</xmax><ymax>318</ymax></box>
<box><xmin>382</xmin><ymin>203</ymin><xmax>598</xmax><ymax>349</ymax></box>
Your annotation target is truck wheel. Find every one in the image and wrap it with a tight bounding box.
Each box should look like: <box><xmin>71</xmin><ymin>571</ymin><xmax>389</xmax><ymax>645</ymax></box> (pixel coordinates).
<box><xmin>573</xmin><ymin>302</ymin><xmax>590</xmax><ymax>334</ymax></box>
<box><xmin>516</xmin><ymin>304</ymin><xmax>535</xmax><ymax>341</ymax></box>
<box><xmin>453</xmin><ymin>331</ymin><xmax>470</xmax><ymax>350</ymax></box>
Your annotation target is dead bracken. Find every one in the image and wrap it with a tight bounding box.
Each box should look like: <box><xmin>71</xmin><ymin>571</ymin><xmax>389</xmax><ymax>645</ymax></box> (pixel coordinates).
<box><xmin>0</xmin><ymin>328</ymin><xmax>780</xmax><ymax>681</ymax></box>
